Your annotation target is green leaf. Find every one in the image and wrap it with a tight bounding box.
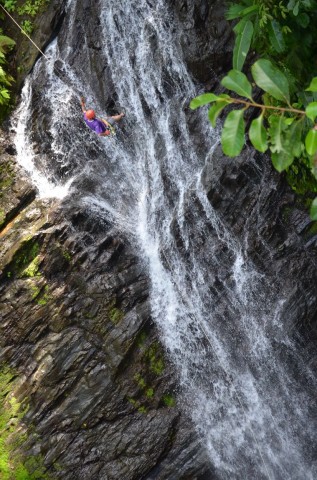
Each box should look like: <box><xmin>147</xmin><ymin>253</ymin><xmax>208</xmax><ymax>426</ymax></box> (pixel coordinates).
<box><xmin>238</xmin><ymin>5</ymin><xmax>259</xmax><ymax>16</ymax></box>
<box><xmin>249</xmin><ymin>113</ymin><xmax>268</xmax><ymax>152</ymax></box>
<box><xmin>233</xmin><ymin>20</ymin><xmax>254</xmax><ymax>71</ymax></box>
<box><xmin>310</xmin><ymin>197</ymin><xmax>317</xmax><ymax>220</ymax></box>
<box><xmin>221</xmin><ymin>109</ymin><xmax>245</xmax><ymax>157</ymax></box>
<box><xmin>208</xmin><ymin>100</ymin><xmax>228</xmax><ymax>127</ymax></box>
<box><xmin>226</xmin><ymin>4</ymin><xmax>258</xmax><ymax>20</ymax></box>
<box><xmin>233</xmin><ymin>17</ymin><xmax>247</xmax><ymax>34</ymax></box>
<box><xmin>268</xmin><ymin>115</ymin><xmax>285</xmax><ymax>153</ymax></box>
<box><xmin>267</xmin><ymin>20</ymin><xmax>286</xmax><ymax>54</ymax></box>
<box><xmin>293</xmin><ymin>1</ymin><xmax>299</xmax><ymax>15</ymax></box>
<box><xmin>297</xmin><ymin>13</ymin><xmax>310</xmax><ymax>28</ymax></box>
<box><xmin>287</xmin><ymin>0</ymin><xmax>296</xmax><ymax>9</ymax></box>
<box><xmin>0</xmin><ymin>35</ymin><xmax>16</xmax><ymax>51</ymax></box>
<box><xmin>221</xmin><ymin>70</ymin><xmax>253</xmax><ymax>100</ymax></box>
<box><xmin>306</xmin><ymin>77</ymin><xmax>317</xmax><ymax>92</ymax></box>
<box><xmin>225</xmin><ymin>4</ymin><xmax>247</xmax><ymax>20</ymax></box>
<box><xmin>251</xmin><ymin>59</ymin><xmax>290</xmax><ymax>103</ymax></box>
<box><xmin>271</xmin><ymin>151</ymin><xmax>294</xmax><ymax>172</ymax></box>
<box><xmin>190</xmin><ymin>93</ymin><xmax>219</xmax><ymax>110</ymax></box>
<box><xmin>288</xmin><ymin>120</ymin><xmax>303</xmax><ymax>157</ymax></box>
<box><xmin>0</xmin><ymin>89</ymin><xmax>10</xmax><ymax>99</ymax></box>
<box><xmin>305</xmin><ymin>102</ymin><xmax>317</xmax><ymax>122</ymax></box>
<box><xmin>267</xmin><ymin>115</ymin><xmax>301</xmax><ymax>170</ymax></box>
<box><xmin>305</xmin><ymin>129</ymin><xmax>317</xmax><ymax>155</ymax></box>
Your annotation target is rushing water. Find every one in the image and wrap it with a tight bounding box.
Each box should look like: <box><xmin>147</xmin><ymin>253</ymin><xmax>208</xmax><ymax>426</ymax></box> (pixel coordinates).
<box><xmin>13</xmin><ymin>0</ymin><xmax>317</xmax><ymax>478</ymax></box>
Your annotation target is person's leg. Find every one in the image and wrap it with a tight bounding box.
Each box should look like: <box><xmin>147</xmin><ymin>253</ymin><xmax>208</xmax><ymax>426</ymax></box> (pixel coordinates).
<box><xmin>108</xmin><ymin>112</ymin><xmax>125</xmax><ymax>123</ymax></box>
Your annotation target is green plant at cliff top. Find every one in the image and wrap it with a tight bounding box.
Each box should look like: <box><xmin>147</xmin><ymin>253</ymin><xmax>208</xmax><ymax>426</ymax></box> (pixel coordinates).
<box><xmin>191</xmin><ymin>60</ymin><xmax>317</xmax><ymax>219</ymax></box>
<box><xmin>0</xmin><ymin>0</ymin><xmax>50</xmax><ymax>120</ymax></box>
<box><xmin>192</xmin><ymin>0</ymin><xmax>317</xmax><ymax>219</ymax></box>
<box><xmin>226</xmin><ymin>0</ymin><xmax>317</xmax><ymax>82</ymax></box>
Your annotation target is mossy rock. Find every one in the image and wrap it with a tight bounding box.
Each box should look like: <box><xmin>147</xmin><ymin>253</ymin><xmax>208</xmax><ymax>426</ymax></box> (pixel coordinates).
<box><xmin>0</xmin><ymin>161</ymin><xmax>15</xmax><ymax>196</ymax></box>
<box><xmin>9</xmin><ymin>238</ymin><xmax>41</xmax><ymax>278</ymax></box>
<box><xmin>0</xmin><ymin>365</ymin><xmax>52</xmax><ymax>479</ymax></box>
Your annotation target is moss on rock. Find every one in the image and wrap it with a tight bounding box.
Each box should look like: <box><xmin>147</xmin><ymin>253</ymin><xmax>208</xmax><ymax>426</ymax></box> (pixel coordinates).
<box><xmin>0</xmin><ymin>365</ymin><xmax>51</xmax><ymax>479</ymax></box>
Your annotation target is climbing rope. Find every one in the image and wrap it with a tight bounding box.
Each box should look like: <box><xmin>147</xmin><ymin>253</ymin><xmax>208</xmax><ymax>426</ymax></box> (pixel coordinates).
<box><xmin>0</xmin><ymin>3</ymin><xmax>48</xmax><ymax>59</ymax></box>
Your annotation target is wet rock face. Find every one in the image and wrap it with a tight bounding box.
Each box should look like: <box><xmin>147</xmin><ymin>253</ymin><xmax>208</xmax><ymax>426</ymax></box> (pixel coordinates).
<box><xmin>170</xmin><ymin>0</ymin><xmax>234</xmax><ymax>84</ymax></box>
<box><xmin>0</xmin><ymin>128</ymin><xmax>213</xmax><ymax>479</ymax></box>
<box><xmin>201</xmin><ymin>146</ymin><xmax>317</xmax><ymax>346</ymax></box>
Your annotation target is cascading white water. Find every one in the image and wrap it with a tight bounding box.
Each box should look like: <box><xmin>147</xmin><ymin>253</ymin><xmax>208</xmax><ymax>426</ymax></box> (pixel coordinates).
<box><xmin>13</xmin><ymin>0</ymin><xmax>317</xmax><ymax>478</ymax></box>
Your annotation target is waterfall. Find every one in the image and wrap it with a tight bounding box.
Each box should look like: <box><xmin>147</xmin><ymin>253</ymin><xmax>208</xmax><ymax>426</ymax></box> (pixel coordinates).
<box><xmin>13</xmin><ymin>0</ymin><xmax>317</xmax><ymax>478</ymax></box>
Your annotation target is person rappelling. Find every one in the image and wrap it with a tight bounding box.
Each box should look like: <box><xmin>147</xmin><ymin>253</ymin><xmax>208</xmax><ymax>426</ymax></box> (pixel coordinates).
<box><xmin>80</xmin><ymin>98</ymin><xmax>125</xmax><ymax>137</ymax></box>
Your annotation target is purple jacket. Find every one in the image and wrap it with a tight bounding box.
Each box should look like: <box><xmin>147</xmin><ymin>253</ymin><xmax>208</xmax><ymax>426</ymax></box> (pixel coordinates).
<box><xmin>84</xmin><ymin>113</ymin><xmax>108</xmax><ymax>134</ymax></box>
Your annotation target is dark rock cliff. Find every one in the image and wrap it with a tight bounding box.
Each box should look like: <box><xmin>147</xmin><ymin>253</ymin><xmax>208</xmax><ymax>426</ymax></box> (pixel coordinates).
<box><xmin>1</xmin><ymin>0</ymin><xmax>317</xmax><ymax>479</ymax></box>
<box><xmin>170</xmin><ymin>0</ymin><xmax>233</xmax><ymax>85</ymax></box>
<box><xmin>0</xmin><ymin>126</ymin><xmax>212</xmax><ymax>479</ymax></box>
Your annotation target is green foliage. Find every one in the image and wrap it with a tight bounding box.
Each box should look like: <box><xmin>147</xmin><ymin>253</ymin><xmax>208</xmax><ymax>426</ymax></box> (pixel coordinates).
<box><xmin>251</xmin><ymin>59</ymin><xmax>290</xmax><ymax>103</ymax></box>
<box><xmin>162</xmin><ymin>394</ymin><xmax>175</xmax><ymax>408</ymax></box>
<box><xmin>62</xmin><ymin>249</ymin><xmax>72</xmax><ymax>262</ymax></box>
<box><xmin>134</xmin><ymin>373</ymin><xmax>147</xmax><ymax>389</ymax></box>
<box><xmin>145</xmin><ymin>387</ymin><xmax>154</xmax><ymax>398</ymax></box>
<box><xmin>233</xmin><ymin>19</ymin><xmax>253</xmax><ymax>70</ymax></box>
<box><xmin>1</xmin><ymin>0</ymin><xmax>17</xmax><ymax>12</ymax></box>
<box><xmin>221</xmin><ymin>109</ymin><xmax>245</xmax><ymax>157</ymax></box>
<box><xmin>208</xmin><ymin>95</ymin><xmax>230</xmax><ymax>127</ymax></box>
<box><xmin>36</xmin><ymin>284</ymin><xmax>50</xmax><ymax>305</ymax></box>
<box><xmin>10</xmin><ymin>240</ymin><xmax>40</xmax><ymax>277</ymax></box>
<box><xmin>107</xmin><ymin>299</ymin><xmax>124</xmax><ymax>324</ymax></box>
<box><xmin>286</xmin><ymin>155</ymin><xmax>317</xmax><ymax>197</ymax></box>
<box><xmin>221</xmin><ymin>69</ymin><xmax>253</xmax><ymax>99</ymax></box>
<box><xmin>20</xmin><ymin>255</ymin><xmax>41</xmax><ymax>277</ymax></box>
<box><xmin>249</xmin><ymin>113</ymin><xmax>268</xmax><ymax>152</ymax></box>
<box><xmin>21</xmin><ymin>20</ymin><xmax>34</xmax><ymax>35</ymax></box>
<box><xmin>0</xmin><ymin>0</ymin><xmax>50</xmax><ymax>120</ymax></box>
<box><xmin>226</xmin><ymin>0</ymin><xmax>317</xmax><ymax>86</ymax></box>
<box><xmin>0</xmin><ymin>34</ymin><xmax>15</xmax><ymax>119</ymax></box>
<box><xmin>146</xmin><ymin>343</ymin><xmax>165</xmax><ymax>375</ymax></box>
<box><xmin>191</xmin><ymin>57</ymin><xmax>317</xmax><ymax>215</ymax></box>
<box><xmin>0</xmin><ymin>0</ymin><xmax>49</xmax><ymax>15</ymax></box>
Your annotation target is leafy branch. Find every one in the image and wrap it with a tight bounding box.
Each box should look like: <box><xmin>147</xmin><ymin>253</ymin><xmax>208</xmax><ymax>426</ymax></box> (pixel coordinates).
<box><xmin>226</xmin><ymin>0</ymin><xmax>317</xmax><ymax>81</ymax></box>
<box><xmin>0</xmin><ymin>33</ymin><xmax>15</xmax><ymax>118</ymax></box>
<box><xmin>190</xmin><ymin>58</ymin><xmax>317</xmax><ymax>218</ymax></box>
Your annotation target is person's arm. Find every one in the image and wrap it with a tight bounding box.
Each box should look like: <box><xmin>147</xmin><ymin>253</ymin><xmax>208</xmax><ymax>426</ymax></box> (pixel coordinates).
<box><xmin>80</xmin><ymin>97</ymin><xmax>86</xmax><ymax>113</ymax></box>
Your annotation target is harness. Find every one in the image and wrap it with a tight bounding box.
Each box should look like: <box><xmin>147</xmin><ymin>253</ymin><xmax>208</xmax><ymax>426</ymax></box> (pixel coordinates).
<box><xmin>101</xmin><ymin>119</ymin><xmax>116</xmax><ymax>136</ymax></box>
